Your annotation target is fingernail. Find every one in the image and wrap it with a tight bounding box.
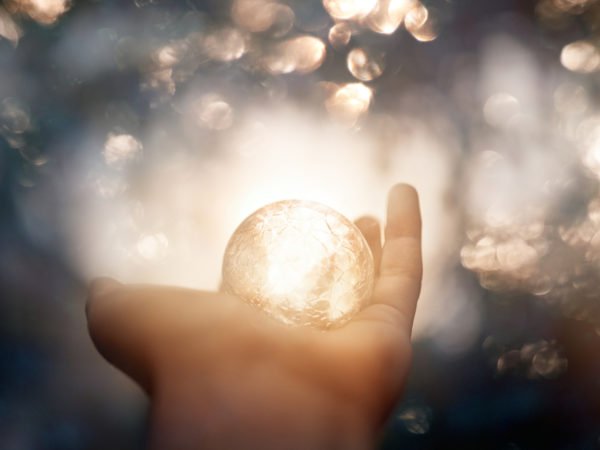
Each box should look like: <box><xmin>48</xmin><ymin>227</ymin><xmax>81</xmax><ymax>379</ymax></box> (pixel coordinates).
<box><xmin>88</xmin><ymin>277</ymin><xmax>120</xmax><ymax>299</ymax></box>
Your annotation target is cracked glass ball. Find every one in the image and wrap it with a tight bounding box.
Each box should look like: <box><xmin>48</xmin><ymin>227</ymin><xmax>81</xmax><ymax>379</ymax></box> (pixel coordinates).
<box><xmin>222</xmin><ymin>200</ymin><xmax>375</xmax><ymax>329</ymax></box>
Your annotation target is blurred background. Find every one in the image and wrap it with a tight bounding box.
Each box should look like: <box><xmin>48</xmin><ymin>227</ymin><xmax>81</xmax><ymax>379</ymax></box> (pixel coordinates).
<box><xmin>1</xmin><ymin>0</ymin><xmax>600</xmax><ymax>448</ymax></box>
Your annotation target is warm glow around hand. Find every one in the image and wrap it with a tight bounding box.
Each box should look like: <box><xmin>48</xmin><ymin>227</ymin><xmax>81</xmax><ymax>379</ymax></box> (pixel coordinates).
<box><xmin>222</xmin><ymin>200</ymin><xmax>375</xmax><ymax>329</ymax></box>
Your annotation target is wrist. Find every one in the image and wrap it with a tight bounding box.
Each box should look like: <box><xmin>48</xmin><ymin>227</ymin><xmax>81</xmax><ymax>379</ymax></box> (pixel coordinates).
<box><xmin>150</xmin><ymin>373</ymin><xmax>375</xmax><ymax>450</ymax></box>
<box><xmin>201</xmin><ymin>401</ymin><xmax>374</xmax><ymax>450</ymax></box>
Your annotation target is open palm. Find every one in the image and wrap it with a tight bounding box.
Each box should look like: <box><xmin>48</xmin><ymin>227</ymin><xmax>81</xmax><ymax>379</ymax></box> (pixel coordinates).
<box><xmin>86</xmin><ymin>184</ymin><xmax>422</xmax><ymax>450</ymax></box>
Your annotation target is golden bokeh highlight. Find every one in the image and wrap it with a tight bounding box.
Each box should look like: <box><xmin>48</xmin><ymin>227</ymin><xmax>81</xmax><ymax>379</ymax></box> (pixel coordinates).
<box><xmin>483</xmin><ymin>93</ymin><xmax>520</xmax><ymax>128</ymax></box>
<box><xmin>347</xmin><ymin>47</ymin><xmax>385</xmax><ymax>81</ymax></box>
<box><xmin>4</xmin><ymin>0</ymin><xmax>70</xmax><ymax>25</ymax></box>
<box><xmin>266</xmin><ymin>4</ymin><xmax>295</xmax><ymax>38</ymax></box>
<box><xmin>328</xmin><ymin>22</ymin><xmax>352</xmax><ymax>49</ymax></box>
<box><xmin>136</xmin><ymin>232</ymin><xmax>169</xmax><ymax>262</ymax></box>
<box><xmin>405</xmin><ymin>3</ymin><xmax>439</xmax><ymax>42</ymax></box>
<box><xmin>263</xmin><ymin>35</ymin><xmax>327</xmax><ymax>74</ymax></box>
<box><xmin>103</xmin><ymin>134</ymin><xmax>143</xmax><ymax>168</ymax></box>
<box><xmin>193</xmin><ymin>94</ymin><xmax>234</xmax><ymax>131</ymax></box>
<box><xmin>560</xmin><ymin>40</ymin><xmax>600</xmax><ymax>73</ymax></box>
<box><xmin>364</xmin><ymin>0</ymin><xmax>415</xmax><ymax>34</ymax></box>
<box><xmin>152</xmin><ymin>43</ymin><xmax>187</xmax><ymax>69</ymax></box>
<box><xmin>323</xmin><ymin>0</ymin><xmax>378</xmax><ymax>20</ymax></box>
<box><xmin>487</xmin><ymin>337</ymin><xmax>568</xmax><ymax>379</ymax></box>
<box><xmin>404</xmin><ymin>1</ymin><xmax>428</xmax><ymax>29</ymax></box>
<box><xmin>0</xmin><ymin>6</ymin><xmax>21</xmax><ymax>44</ymax></box>
<box><xmin>232</xmin><ymin>0</ymin><xmax>295</xmax><ymax>37</ymax></box>
<box><xmin>325</xmin><ymin>82</ymin><xmax>373</xmax><ymax>126</ymax></box>
<box><xmin>232</xmin><ymin>0</ymin><xmax>279</xmax><ymax>32</ymax></box>
<box><xmin>203</xmin><ymin>28</ymin><xmax>247</xmax><ymax>62</ymax></box>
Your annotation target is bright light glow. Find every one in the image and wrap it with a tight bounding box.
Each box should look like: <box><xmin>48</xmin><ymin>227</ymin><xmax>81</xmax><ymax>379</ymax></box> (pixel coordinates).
<box><xmin>328</xmin><ymin>22</ymin><xmax>352</xmax><ymax>49</ymax></box>
<box><xmin>67</xmin><ymin>104</ymin><xmax>458</xmax><ymax>340</ymax></box>
<box><xmin>404</xmin><ymin>2</ymin><xmax>428</xmax><ymax>29</ymax></box>
<box><xmin>232</xmin><ymin>0</ymin><xmax>294</xmax><ymax>37</ymax></box>
<box><xmin>232</xmin><ymin>0</ymin><xmax>278</xmax><ymax>32</ymax></box>
<box><xmin>137</xmin><ymin>232</ymin><xmax>169</xmax><ymax>261</ymax></box>
<box><xmin>483</xmin><ymin>92</ymin><xmax>520</xmax><ymax>128</ymax></box>
<box><xmin>203</xmin><ymin>28</ymin><xmax>246</xmax><ymax>62</ymax></box>
<box><xmin>365</xmin><ymin>0</ymin><xmax>413</xmax><ymax>34</ymax></box>
<box><xmin>103</xmin><ymin>133</ymin><xmax>143</xmax><ymax>168</ymax></box>
<box><xmin>153</xmin><ymin>43</ymin><xmax>187</xmax><ymax>68</ymax></box>
<box><xmin>0</xmin><ymin>6</ymin><xmax>21</xmax><ymax>45</ymax></box>
<box><xmin>194</xmin><ymin>94</ymin><xmax>234</xmax><ymax>131</ymax></box>
<box><xmin>323</xmin><ymin>0</ymin><xmax>378</xmax><ymax>20</ymax></box>
<box><xmin>405</xmin><ymin>3</ymin><xmax>438</xmax><ymax>42</ymax></box>
<box><xmin>263</xmin><ymin>35</ymin><xmax>326</xmax><ymax>74</ymax></box>
<box><xmin>325</xmin><ymin>82</ymin><xmax>373</xmax><ymax>126</ymax></box>
<box><xmin>222</xmin><ymin>200</ymin><xmax>374</xmax><ymax>329</ymax></box>
<box><xmin>560</xmin><ymin>40</ymin><xmax>600</xmax><ymax>73</ymax></box>
<box><xmin>6</xmin><ymin>0</ymin><xmax>70</xmax><ymax>24</ymax></box>
<box><xmin>347</xmin><ymin>47</ymin><xmax>385</xmax><ymax>81</ymax></box>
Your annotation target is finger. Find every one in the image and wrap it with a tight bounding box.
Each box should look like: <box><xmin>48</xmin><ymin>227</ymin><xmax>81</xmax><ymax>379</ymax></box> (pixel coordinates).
<box><xmin>352</xmin><ymin>184</ymin><xmax>422</xmax><ymax>334</ymax></box>
<box><xmin>354</xmin><ymin>216</ymin><xmax>382</xmax><ymax>275</ymax></box>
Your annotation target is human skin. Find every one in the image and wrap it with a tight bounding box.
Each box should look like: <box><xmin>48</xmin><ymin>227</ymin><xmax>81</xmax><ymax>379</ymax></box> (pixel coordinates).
<box><xmin>86</xmin><ymin>183</ymin><xmax>422</xmax><ymax>450</ymax></box>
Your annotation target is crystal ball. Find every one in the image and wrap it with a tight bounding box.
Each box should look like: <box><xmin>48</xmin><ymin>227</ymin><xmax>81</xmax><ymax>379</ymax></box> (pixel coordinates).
<box><xmin>222</xmin><ymin>200</ymin><xmax>375</xmax><ymax>329</ymax></box>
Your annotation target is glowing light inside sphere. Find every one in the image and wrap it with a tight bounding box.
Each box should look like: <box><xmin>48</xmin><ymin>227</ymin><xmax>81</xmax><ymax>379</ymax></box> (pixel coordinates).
<box><xmin>222</xmin><ymin>200</ymin><xmax>375</xmax><ymax>329</ymax></box>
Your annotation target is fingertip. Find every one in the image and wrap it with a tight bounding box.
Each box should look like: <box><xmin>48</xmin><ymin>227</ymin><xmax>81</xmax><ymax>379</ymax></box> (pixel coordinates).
<box><xmin>388</xmin><ymin>183</ymin><xmax>419</xmax><ymax>210</ymax></box>
<box><xmin>386</xmin><ymin>183</ymin><xmax>421</xmax><ymax>240</ymax></box>
<box><xmin>390</xmin><ymin>182</ymin><xmax>418</xmax><ymax>195</ymax></box>
<box><xmin>354</xmin><ymin>216</ymin><xmax>380</xmax><ymax>235</ymax></box>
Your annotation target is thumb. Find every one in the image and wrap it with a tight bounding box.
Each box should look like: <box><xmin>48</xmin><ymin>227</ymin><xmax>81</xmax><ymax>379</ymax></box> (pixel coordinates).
<box><xmin>86</xmin><ymin>278</ymin><xmax>160</xmax><ymax>393</ymax></box>
<box><xmin>86</xmin><ymin>279</ymin><xmax>244</xmax><ymax>394</ymax></box>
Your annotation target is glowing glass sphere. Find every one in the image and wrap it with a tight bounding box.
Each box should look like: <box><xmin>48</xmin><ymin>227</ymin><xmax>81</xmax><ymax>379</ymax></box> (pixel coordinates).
<box><xmin>222</xmin><ymin>200</ymin><xmax>375</xmax><ymax>329</ymax></box>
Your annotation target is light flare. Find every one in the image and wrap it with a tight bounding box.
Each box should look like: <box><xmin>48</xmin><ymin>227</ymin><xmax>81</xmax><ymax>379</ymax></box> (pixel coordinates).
<box><xmin>328</xmin><ymin>22</ymin><xmax>352</xmax><ymax>49</ymax></box>
<box><xmin>323</xmin><ymin>0</ymin><xmax>378</xmax><ymax>20</ymax></box>
<box><xmin>263</xmin><ymin>35</ymin><xmax>326</xmax><ymax>74</ymax></box>
<box><xmin>325</xmin><ymin>82</ymin><xmax>373</xmax><ymax>126</ymax></box>
<box><xmin>232</xmin><ymin>0</ymin><xmax>295</xmax><ymax>37</ymax></box>
<box><xmin>203</xmin><ymin>28</ymin><xmax>246</xmax><ymax>62</ymax></box>
<box><xmin>136</xmin><ymin>232</ymin><xmax>169</xmax><ymax>261</ymax></box>
<box><xmin>103</xmin><ymin>133</ymin><xmax>143</xmax><ymax>168</ymax></box>
<box><xmin>560</xmin><ymin>40</ymin><xmax>600</xmax><ymax>73</ymax></box>
<box><xmin>194</xmin><ymin>94</ymin><xmax>234</xmax><ymax>131</ymax></box>
<box><xmin>0</xmin><ymin>6</ymin><xmax>22</xmax><ymax>44</ymax></box>
<box><xmin>364</xmin><ymin>0</ymin><xmax>414</xmax><ymax>34</ymax></box>
<box><xmin>5</xmin><ymin>0</ymin><xmax>71</xmax><ymax>25</ymax></box>
<box><xmin>483</xmin><ymin>93</ymin><xmax>520</xmax><ymax>128</ymax></box>
<box><xmin>346</xmin><ymin>47</ymin><xmax>385</xmax><ymax>81</ymax></box>
<box><xmin>405</xmin><ymin>3</ymin><xmax>439</xmax><ymax>42</ymax></box>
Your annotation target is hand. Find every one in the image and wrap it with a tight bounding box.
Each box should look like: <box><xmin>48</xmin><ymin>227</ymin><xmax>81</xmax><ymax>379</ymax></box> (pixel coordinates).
<box><xmin>86</xmin><ymin>183</ymin><xmax>422</xmax><ymax>450</ymax></box>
